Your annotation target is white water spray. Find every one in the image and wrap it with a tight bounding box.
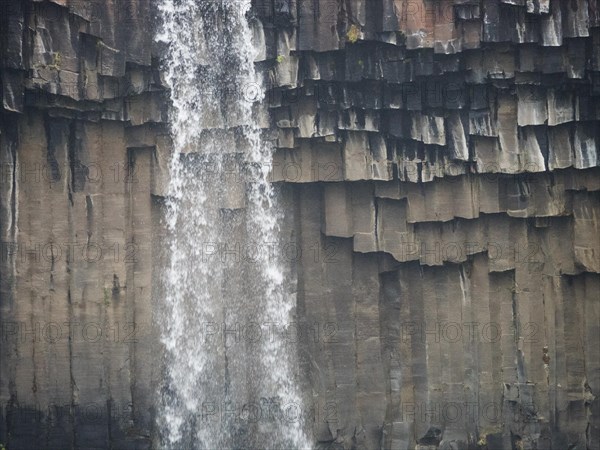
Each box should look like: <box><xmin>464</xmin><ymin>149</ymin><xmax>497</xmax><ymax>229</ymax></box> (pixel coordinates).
<box><xmin>156</xmin><ymin>0</ymin><xmax>309</xmax><ymax>448</ymax></box>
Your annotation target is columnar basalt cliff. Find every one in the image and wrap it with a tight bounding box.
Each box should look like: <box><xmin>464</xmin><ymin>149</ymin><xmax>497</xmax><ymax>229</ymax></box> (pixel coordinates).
<box><xmin>1</xmin><ymin>1</ymin><xmax>599</xmax><ymax>449</ymax></box>
<box><xmin>0</xmin><ymin>1</ymin><xmax>164</xmax><ymax>448</ymax></box>
<box><xmin>256</xmin><ymin>1</ymin><xmax>600</xmax><ymax>448</ymax></box>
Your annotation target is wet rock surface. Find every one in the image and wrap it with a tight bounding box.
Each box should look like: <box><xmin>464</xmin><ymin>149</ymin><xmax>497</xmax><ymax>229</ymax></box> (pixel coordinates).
<box><xmin>256</xmin><ymin>0</ymin><xmax>600</xmax><ymax>448</ymax></box>
<box><xmin>0</xmin><ymin>0</ymin><xmax>599</xmax><ymax>449</ymax></box>
<box><xmin>1</xmin><ymin>1</ymin><xmax>163</xmax><ymax>448</ymax></box>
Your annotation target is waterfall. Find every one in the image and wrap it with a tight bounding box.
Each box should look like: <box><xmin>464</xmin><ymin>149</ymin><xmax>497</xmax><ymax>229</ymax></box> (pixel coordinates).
<box><xmin>156</xmin><ymin>0</ymin><xmax>309</xmax><ymax>448</ymax></box>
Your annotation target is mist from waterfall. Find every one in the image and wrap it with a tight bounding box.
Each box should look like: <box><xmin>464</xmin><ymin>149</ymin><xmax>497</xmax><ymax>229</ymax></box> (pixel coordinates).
<box><xmin>155</xmin><ymin>0</ymin><xmax>309</xmax><ymax>448</ymax></box>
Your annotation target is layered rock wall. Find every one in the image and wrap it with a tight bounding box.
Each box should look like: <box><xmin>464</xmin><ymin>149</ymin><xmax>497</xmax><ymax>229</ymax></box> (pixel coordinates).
<box><xmin>0</xmin><ymin>1</ymin><xmax>165</xmax><ymax>448</ymax></box>
<box><xmin>253</xmin><ymin>0</ymin><xmax>600</xmax><ymax>448</ymax></box>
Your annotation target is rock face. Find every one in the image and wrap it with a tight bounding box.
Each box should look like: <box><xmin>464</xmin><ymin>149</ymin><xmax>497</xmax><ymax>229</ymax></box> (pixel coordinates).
<box><xmin>260</xmin><ymin>0</ymin><xmax>600</xmax><ymax>448</ymax></box>
<box><xmin>0</xmin><ymin>1</ymin><xmax>165</xmax><ymax>448</ymax></box>
<box><xmin>1</xmin><ymin>0</ymin><xmax>599</xmax><ymax>449</ymax></box>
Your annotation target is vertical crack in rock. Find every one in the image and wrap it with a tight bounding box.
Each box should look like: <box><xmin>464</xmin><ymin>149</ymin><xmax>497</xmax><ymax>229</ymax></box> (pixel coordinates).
<box><xmin>67</xmin><ymin>286</ymin><xmax>76</xmax><ymax>450</ymax></box>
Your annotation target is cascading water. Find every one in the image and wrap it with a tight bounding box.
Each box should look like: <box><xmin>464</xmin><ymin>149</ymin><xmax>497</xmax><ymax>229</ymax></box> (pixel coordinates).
<box><xmin>156</xmin><ymin>0</ymin><xmax>309</xmax><ymax>448</ymax></box>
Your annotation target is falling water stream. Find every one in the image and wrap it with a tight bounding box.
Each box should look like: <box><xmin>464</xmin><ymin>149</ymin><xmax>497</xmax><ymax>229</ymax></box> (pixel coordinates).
<box><xmin>156</xmin><ymin>1</ymin><xmax>308</xmax><ymax>448</ymax></box>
